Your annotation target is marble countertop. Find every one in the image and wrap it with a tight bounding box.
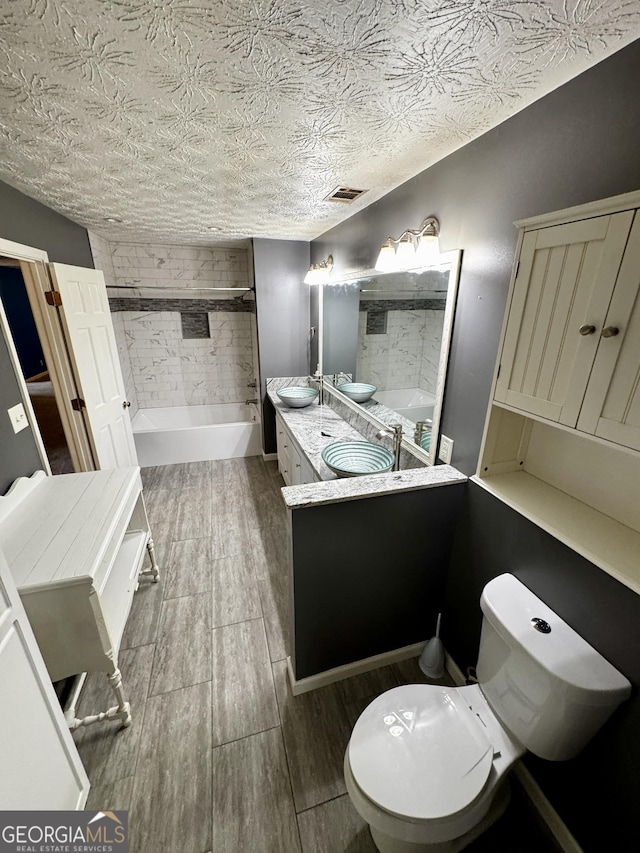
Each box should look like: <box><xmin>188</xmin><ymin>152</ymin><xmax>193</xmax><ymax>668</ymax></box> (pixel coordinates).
<box><xmin>281</xmin><ymin>465</ymin><xmax>467</xmax><ymax>509</ymax></box>
<box><xmin>267</xmin><ymin>378</ymin><xmax>467</xmax><ymax>508</ymax></box>
<box><xmin>267</xmin><ymin>381</ymin><xmax>363</xmax><ymax>480</ymax></box>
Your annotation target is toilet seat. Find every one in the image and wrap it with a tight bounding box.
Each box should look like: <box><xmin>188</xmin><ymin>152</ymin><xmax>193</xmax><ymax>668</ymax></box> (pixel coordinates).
<box><xmin>348</xmin><ymin>684</ymin><xmax>495</xmax><ymax>822</ymax></box>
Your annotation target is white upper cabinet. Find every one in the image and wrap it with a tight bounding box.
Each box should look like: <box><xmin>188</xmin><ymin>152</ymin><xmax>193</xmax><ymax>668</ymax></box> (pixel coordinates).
<box><xmin>495</xmin><ymin>210</ymin><xmax>634</xmax><ymax>428</ymax></box>
<box><xmin>577</xmin><ymin>214</ymin><xmax>640</xmax><ymax>451</ymax></box>
<box><xmin>477</xmin><ymin>192</ymin><xmax>640</xmax><ymax>595</ymax></box>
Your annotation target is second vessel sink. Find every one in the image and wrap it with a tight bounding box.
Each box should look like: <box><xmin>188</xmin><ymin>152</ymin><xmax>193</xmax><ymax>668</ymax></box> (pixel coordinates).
<box><xmin>337</xmin><ymin>382</ymin><xmax>377</xmax><ymax>403</ymax></box>
<box><xmin>321</xmin><ymin>441</ymin><xmax>394</xmax><ymax>477</ymax></box>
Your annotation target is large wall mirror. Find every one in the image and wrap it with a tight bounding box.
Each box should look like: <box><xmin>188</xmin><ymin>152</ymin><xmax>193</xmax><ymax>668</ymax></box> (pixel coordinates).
<box><xmin>315</xmin><ymin>250</ymin><xmax>461</xmax><ymax>465</ymax></box>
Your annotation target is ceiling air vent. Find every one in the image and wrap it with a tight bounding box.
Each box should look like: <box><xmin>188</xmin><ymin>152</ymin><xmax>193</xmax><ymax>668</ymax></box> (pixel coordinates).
<box><xmin>324</xmin><ymin>186</ymin><xmax>368</xmax><ymax>203</ymax></box>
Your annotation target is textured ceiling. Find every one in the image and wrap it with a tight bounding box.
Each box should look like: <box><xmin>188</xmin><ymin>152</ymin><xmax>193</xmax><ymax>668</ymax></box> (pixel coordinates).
<box><xmin>1</xmin><ymin>1</ymin><xmax>639</xmax><ymax>245</ymax></box>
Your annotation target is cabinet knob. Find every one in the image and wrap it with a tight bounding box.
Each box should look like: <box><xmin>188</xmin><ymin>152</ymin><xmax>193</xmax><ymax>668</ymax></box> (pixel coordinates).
<box><xmin>122</xmin><ymin>400</ymin><xmax>131</xmax><ymax>408</ymax></box>
<box><xmin>601</xmin><ymin>326</ymin><xmax>620</xmax><ymax>338</ymax></box>
<box><xmin>579</xmin><ymin>324</ymin><xmax>596</xmax><ymax>336</ymax></box>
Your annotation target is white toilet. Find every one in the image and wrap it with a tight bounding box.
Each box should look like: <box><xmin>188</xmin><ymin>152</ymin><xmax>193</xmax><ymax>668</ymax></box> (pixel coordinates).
<box><xmin>344</xmin><ymin>573</ymin><xmax>631</xmax><ymax>853</ymax></box>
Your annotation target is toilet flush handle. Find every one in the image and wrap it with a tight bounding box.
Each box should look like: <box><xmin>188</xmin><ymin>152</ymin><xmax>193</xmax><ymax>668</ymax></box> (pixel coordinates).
<box><xmin>531</xmin><ymin>617</ymin><xmax>551</xmax><ymax>634</ymax></box>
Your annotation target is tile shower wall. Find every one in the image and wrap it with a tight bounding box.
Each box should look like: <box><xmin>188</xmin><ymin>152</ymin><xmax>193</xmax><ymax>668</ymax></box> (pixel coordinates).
<box><xmin>89</xmin><ymin>234</ymin><xmax>255</xmax><ymax>410</ymax></box>
<box><xmin>110</xmin><ymin>242</ymin><xmax>248</xmax><ymax>290</ymax></box>
<box><xmin>122</xmin><ymin>311</ymin><xmax>254</xmax><ymax>407</ymax></box>
<box><xmin>357</xmin><ymin>309</ymin><xmax>444</xmax><ymax>393</ymax></box>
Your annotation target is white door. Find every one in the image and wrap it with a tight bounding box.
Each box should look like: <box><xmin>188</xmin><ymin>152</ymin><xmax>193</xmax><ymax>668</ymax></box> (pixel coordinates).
<box><xmin>495</xmin><ymin>211</ymin><xmax>633</xmax><ymax>426</ymax></box>
<box><xmin>0</xmin><ymin>546</ymin><xmax>89</xmax><ymax>809</ymax></box>
<box><xmin>577</xmin><ymin>213</ymin><xmax>640</xmax><ymax>450</ymax></box>
<box><xmin>48</xmin><ymin>263</ymin><xmax>138</xmax><ymax>468</ymax></box>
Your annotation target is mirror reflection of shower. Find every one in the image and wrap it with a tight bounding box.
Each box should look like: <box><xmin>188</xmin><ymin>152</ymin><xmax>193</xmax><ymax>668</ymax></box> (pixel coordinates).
<box><xmin>316</xmin><ymin>252</ymin><xmax>461</xmax><ymax>465</ymax></box>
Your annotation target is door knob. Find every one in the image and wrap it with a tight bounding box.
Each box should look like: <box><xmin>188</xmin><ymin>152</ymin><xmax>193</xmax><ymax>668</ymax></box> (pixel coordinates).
<box><xmin>579</xmin><ymin>324</ymin><xmax>596</xmax><ymax>336</ymax></box>
<box><xmin>122</xmin><ymin>400</ymin><xmax>131</xmax><ymax>408</ymax></box>
<box><xmin>601</xmin><ymin>326</ymin><xmax>620</xmax><ymax>338</ymax></box>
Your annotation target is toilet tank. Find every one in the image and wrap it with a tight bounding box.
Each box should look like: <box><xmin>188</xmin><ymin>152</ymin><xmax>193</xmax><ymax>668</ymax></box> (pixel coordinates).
<box><xmin>477</xmin><ymin>574</ymin><xmax>631</xmax><ymax>761</ymax></box>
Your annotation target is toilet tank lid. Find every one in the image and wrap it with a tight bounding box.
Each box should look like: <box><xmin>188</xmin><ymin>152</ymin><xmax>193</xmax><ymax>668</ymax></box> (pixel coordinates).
<box><xmin>480</xmin><ymin>574</ymin><xmax>631</xmax><ymax>705</ymax></box>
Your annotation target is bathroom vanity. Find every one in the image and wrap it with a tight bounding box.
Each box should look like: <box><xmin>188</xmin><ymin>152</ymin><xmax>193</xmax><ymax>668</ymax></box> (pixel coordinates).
<box><xmin>0</xmin><ymin>466</ymin><xmax>159</xmax><ymax>730</ymax></box>
<box><xmin>268</xmin><ymin>376</ymin><xmax>467</xmax><ymax>694</ymax></box>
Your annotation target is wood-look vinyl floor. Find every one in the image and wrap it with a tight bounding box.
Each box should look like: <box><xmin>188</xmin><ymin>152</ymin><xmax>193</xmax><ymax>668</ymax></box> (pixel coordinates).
<box><xmin>74</xmin><ymin>458</ymin><xmax>558</xmax><ymax>853</ymax></box>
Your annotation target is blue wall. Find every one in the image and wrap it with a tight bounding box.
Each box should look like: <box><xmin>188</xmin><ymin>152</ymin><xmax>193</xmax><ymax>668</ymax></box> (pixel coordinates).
<box><xmin>0</xmin><ymin>267</ymin><xmax>45</xmax><ymax>379</ymax></box>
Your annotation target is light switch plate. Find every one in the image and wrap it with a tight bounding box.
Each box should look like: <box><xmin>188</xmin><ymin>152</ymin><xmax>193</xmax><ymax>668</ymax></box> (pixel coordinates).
<box><xmin>438</xmin><ymin>434</ymin><xmax>453</xmax><ymax>464</ymax></box>
<box><xmin>8</xmin><ymin>403</ymin><xmax>29</xmax><ymax>434</ymax></box>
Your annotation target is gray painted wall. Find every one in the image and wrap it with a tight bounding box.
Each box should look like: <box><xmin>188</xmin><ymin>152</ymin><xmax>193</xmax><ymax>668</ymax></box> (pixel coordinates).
<box><xmin>322</xmin><ymin>282</ymin><xmax>359</xmax><ymax>377</ymax></box>
<box><xmin>0</xmin><ymin>330</ymin><xmax>42</xmax><ymax>495</ymax></box>
<box><xmin>0</xmin><ymin>179</ymin><xmax>93</xmax><ymax>267</ymax></box>
<box><xmin>0</xmin><ymin>180</ymin><xmax>94</xmax><ymax>492</ymax></box>
<box><xmin>310</xmin><ymin>39</ymin><xmax>640</xmax><ymax>853</ymax></box>
<box><xmin>252</xmin><ymin>238</ymin><xmax>310</xmax><ymax>453</ymax></box>
<box><xmin>291</xmin><ymin>483</ymin><xmax>464</xmax><ymax>679</ymax></box>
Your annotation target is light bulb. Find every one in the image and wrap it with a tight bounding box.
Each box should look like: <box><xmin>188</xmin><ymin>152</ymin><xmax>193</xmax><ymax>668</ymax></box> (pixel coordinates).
<box><xmin>395</xmin><ymin>235</ymin><xmax>416</xmax><ymax>270</ymax></box>
<box><xmin>414</xmin><ymin>233</ymin><xmax>440</xmax><ymax>267</ymax></box>
<box><xmin>375</xmin><ymin>239</ymin><xmax>396</xmax><ymax>272</ymax></box>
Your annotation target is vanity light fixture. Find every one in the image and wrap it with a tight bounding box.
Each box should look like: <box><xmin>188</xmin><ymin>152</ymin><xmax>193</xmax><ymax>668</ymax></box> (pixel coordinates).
<box><xmin>374</xmin><ymin>216</ymin><xmax>440</xmax><ymax>272</ymax></box>
<box><xmin>304</xmin><ymin>254</ymin><xmax>334</xmax><ymax>285</ymax></box>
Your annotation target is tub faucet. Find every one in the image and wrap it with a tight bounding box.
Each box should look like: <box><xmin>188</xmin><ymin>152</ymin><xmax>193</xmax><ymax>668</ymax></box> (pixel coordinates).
<box><xmin>376</xmin><ymin>423</ymin><xmax>403</xmax><ymax>471</ymax></box>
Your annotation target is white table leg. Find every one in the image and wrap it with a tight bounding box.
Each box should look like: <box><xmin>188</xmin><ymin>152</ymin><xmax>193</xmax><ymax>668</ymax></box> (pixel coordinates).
<box><xmin>140</xmin><ymin>536</ymin><xmax>160</xmax><ymax>583</ymax></box>
<box><xmin>66</xmin><ymin>666</ymin><xmax>132</xmax><ymax>732</ymax></box>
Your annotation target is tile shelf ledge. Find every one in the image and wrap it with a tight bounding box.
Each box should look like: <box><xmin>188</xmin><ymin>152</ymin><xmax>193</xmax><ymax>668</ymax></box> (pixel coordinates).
<box><xmin>471</xmin><ymin>471</ymin><xmax>640</xmax><ymax>596</ymax></box>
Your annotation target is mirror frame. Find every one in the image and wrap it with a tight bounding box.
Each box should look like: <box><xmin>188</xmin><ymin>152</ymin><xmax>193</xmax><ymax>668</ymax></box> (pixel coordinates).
<box><xmin>318</xmin><ymin>249</ymin><xmax>462</xmax><ymax>466</ymax></box>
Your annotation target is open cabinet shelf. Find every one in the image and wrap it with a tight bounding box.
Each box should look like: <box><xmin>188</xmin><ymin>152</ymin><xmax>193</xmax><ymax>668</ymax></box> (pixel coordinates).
<box><xmin>471</xmin><ymin>469</ymin><xmax>640</xmax><ymax>595</ymax></box>
<box><xmin>477</xmin><ymin>403</ymin><xmax>640</xmax><ymax>596</ymax></box>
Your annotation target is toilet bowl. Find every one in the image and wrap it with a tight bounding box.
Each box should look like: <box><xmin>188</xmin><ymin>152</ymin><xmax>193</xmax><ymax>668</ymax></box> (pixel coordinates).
<box><xmin>344</xmin><ymin>574</ymin><xmax>631</xmax><ymax>853</ymax></box>
<box><xmin>344</xmin><ymin>682</ymin><xmax>523</xmax><ymax>853</ymax></box>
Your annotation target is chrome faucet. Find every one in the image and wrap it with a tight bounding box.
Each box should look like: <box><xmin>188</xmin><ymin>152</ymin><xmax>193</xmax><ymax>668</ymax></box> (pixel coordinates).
<box><xmin>414</xmin><ymin>419</ymin><xmax>432</xmax><ymax>449</ymax></box>
<box><xmin>376</xmin><ymin>423</ymin><xmax>403</xmax><ymax>471</ymax></box>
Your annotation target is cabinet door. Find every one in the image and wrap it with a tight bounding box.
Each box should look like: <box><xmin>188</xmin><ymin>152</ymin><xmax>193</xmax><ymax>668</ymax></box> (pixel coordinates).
<box><xmin>275</xmin><ymin>414</ymin><xmax>292</xmax><ymax>484</ymax></box>
<box><xmin>0</xmin><ymin>547</ymin><xmax>89</xmax><ymax>808</ymax></box>
<box><xmin>495</xmin><ymin>211</ymin><xmax>633</xmax><ymax>426</ymax></box>
<box><xmin>577</xmin><ymin>213</ymin><xmax>640</xmax><ymax>450</ymax></box>
<box><xmin>290</xmin><ymin>442</ymin><xmax>303</xmax><ymax>485</ymax></box>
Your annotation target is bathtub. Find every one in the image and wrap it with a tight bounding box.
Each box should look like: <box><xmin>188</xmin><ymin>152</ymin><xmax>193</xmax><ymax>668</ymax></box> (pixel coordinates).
<box><xmin>372</xmin><ymin>388</ymin><xmax>435</xmax><ymax>423</ymax></box>
<box><xmin>132</xmin><ymin>403</ymin><xmax>262</xmax><ymax>467</ymax></box>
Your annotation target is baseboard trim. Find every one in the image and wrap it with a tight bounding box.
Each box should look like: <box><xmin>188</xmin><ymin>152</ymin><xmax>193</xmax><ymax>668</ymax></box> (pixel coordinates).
<box><xmin>286</xmin><ymin>640</ymin><xmax>426</xmax><ymax>696</ymax></box>
<box><xmin>445</xmin><ymin>649</ymin><xmax>583</xmax><ymax>853</ymax></box>
<box><xmin>262</xmin><ymin>451</ymin><xmax>278</xmax><ymax>462</ymax></box>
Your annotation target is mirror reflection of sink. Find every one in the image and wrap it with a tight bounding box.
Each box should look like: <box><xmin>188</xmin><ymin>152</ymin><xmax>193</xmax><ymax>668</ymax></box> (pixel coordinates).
<box><xmin>321</xmin><ymin>441</ymin><xmax>394</xmax><ymax>478</ymax></box>
<box><xmin>337</xmin><ymin>382</ymin><xmax>377</xmax><ymax>403</ymax></box>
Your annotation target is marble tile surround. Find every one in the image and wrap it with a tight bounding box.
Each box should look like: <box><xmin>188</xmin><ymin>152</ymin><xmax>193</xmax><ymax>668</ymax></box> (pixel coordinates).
<box><xmin>104</xmin><ymin>240</ymin><xmax>249</xmax><ymax>293</ymax></box>
<box><xmin>89</xmin><ymin>233</ymin><xmax>256</xmax><ymax>409</ymax></box>
<box><xmin>123</xmin><ymin>311</ymin><xmax>255</xmax><ymax>408</ymax></box>
<box><xmin>357</xmin><ymin>308</ymin><xmax>444</xmax><ymax>395</ymax></box>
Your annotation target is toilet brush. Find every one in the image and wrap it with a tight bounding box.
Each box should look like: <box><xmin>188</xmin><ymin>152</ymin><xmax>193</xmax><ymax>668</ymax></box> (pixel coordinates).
<box><xmin>419</xmin><ymin>612</ymin><xmax>445</xmax><ymax>679</ymax></box>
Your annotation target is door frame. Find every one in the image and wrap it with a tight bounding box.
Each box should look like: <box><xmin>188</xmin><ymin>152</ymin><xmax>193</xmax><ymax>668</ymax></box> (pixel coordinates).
<box><xmin>0</xmin><ymin>237</ymin><xmax>95</xmax><ymax>472</ymax></box>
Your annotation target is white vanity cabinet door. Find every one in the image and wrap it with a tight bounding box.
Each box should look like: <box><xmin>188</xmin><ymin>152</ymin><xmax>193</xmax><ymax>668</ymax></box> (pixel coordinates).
<box><xmin>577</xmin><ymin>214</ymin><xmax>640</xmax><ymax>451</ymax></box>
<box><xmin>495</xmin><ymin>211</ymin><xmax>633</xmax><ymax>426</ymax></box>
<box><xmin>0</xmin><ymin>547</ymin><xmax>89</xmax><ymax>809</ymax></box>
<box><xmin>276</xmin><ymin>413</ymin><xmax>293</xmax><ymax>485</ymax></box>
<box><xmin>275</xmin><ymin>411</ymin><xmax>317</xmax><ymax>485</ymax></box>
